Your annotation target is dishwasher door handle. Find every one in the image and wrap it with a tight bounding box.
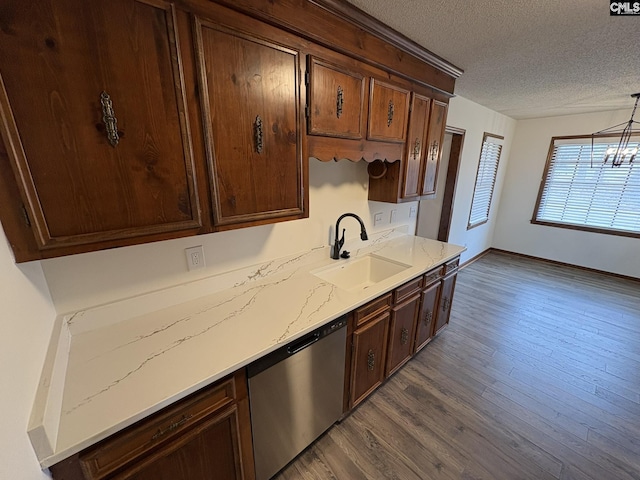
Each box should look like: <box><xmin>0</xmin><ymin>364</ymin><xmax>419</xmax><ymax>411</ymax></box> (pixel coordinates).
<box><xmin>287</xmin><ymin>332</ymin><xmax>320</xmax><ymax>355</ymax></box>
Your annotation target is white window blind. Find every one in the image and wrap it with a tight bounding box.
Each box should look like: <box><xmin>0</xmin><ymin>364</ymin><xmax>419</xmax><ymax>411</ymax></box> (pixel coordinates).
<box><xmin>468</xmin><ymin>133</ymin><xmax>503</xmax><ymax>229</ymax></box>
<box><xmin>533</xmin><ymin>137</ymin><xmax>640</xmax><ymax>236</ymax></box>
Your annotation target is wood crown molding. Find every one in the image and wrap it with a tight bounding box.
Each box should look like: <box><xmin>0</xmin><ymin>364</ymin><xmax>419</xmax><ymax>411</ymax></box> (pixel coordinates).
<box><xmin>310</xmin><ymin>0</ymin><xmax>464</xmax><ymax>79</ymax></box>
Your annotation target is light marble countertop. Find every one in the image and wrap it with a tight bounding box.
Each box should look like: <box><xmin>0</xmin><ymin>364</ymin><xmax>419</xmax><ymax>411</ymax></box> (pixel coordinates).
<box><xmin>29</xmin><ymin>229</ymin><xmax>465</xmax><ymax>468</ymax></box>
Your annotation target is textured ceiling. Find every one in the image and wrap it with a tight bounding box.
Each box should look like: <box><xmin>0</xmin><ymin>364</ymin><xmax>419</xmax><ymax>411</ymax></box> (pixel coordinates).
<box><xmin>345</xmin><ymin>0</ymin><xmax>640</xmax><ymax>119</ymax></box>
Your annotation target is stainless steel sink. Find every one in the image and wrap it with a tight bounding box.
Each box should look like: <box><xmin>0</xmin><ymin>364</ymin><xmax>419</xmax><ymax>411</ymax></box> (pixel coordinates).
<box><xmin>311</xmin><ymin>254</ymin><xmax>411</xmax><ymax>292</ymax></box>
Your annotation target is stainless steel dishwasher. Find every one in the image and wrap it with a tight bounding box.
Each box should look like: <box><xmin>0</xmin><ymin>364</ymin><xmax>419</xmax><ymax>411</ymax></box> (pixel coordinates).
<box><xmin>247</xmin><ymin>315</ymin><xmax>348</xmax><ymax>480</ymax></box>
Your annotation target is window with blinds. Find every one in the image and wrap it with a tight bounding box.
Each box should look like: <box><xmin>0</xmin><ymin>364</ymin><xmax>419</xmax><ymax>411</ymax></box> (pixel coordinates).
<box><xmin>532</xmin><ymin>136</ymin><xmax>640</xmax><ymax>237</ymax></box>
<box><xmin>467</xmin><ymin>133</ymin><xmax>504</xmax><ymax>229</ymax></box>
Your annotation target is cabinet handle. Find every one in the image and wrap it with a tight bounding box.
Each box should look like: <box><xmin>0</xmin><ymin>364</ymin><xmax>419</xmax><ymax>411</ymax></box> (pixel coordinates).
<box><xmin>429</xmin><ymin>140</ymin><xmax>439</xmax><ymax>161</ymax></box>
<box><xmin>412</xmin><ymin>138</ymin><xmax>421</xmax><ymax>160</ymax></box>
<box><xmin>400</xmin><ymin>327</ymin><xmax>409</xmax><ymax>345</ymax></box>
<box><xmin>254</xmin><ymin>115</ymin><xmax>263</xmax><ymax>154</ymax></box>
<box><xmin>367</xmin><ymin>349</ymin><xmax>375</xmax><ymax>371</ymax></box>
<box><xmin>424</xmin><ymin>310</ymin><xmax>433</xmax><ymax>324</ymax></box>
<box><xmin>387</xmin><ymin>100</ymin><xmax>394</xmax><ymax>127</ymax></box>
<box><xmin>336</xmin><ymin>85</ymin><xmax>344</xmax><ymax>118</ymax></box>
<box><xmin>151</xmin><ymin>414</ymin><xmax>193</xmax><ymax>441</ymax></box>
<box><xmin>100</xmin><ymin>91</ymin><xmax>119</xmax><ymax>147</ymax></box>
<box><xmin>442</xmin><ymin>297</ymin><xmax>450</xmax><ymax>312</ymax></box>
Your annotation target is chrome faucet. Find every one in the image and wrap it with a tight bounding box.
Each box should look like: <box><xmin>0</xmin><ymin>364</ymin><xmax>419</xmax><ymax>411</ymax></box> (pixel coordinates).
<box><xmin>331</xmin><ymin>213</ymin><xmax>368</xmax><ymax>259</ymax></box>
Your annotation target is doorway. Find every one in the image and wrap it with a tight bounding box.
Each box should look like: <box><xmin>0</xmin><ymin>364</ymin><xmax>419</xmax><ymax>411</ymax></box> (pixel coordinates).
<box><xmin>416</xmin><ymin>126</ymin><xmax>465</xmax><ymax>242</ymax></box>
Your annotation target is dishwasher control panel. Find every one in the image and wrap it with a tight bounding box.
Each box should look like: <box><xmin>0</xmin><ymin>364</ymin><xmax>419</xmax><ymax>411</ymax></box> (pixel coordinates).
<box><xmin>320</xmin><ymin>317</ymin><xmax>347</xmax><ymax>337</ymax></box>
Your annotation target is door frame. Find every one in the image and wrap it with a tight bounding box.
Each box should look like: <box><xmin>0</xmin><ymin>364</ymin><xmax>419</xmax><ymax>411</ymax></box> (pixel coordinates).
<box><xmin>437</xmin><ymin>126</ymin><xmax>465</xmax><ymax>242</ymax></box>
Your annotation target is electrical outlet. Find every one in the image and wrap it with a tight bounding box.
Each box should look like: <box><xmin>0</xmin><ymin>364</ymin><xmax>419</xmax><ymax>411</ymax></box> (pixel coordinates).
<box><xmin>374</xmin><ymin>212</ymin><xmax>384</xmax><ymax>226</ymax></box>
<box><xmin>390</xmin><ymin>209</ymin><xmax>397</xmax><ymax>223</ymax></box>
<box><xmin>185</xmin><ymin>246</ymin><xmax>205</xmax><ymax>271</ymax></box>
<box><xmin>409</xmin><ymin>205</ymin><xmax>417</xmax><ymax>218</ymax></box>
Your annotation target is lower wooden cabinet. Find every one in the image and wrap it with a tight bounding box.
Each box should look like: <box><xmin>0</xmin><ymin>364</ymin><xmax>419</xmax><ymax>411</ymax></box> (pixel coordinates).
<box><xmin>386</xmin><ymin>292</ymin><xmax>420</xmax><ymax>376</ymax></box>
<box><xmin>348</xmin><ymin>294</ymin><xmax>392</xmax><ymax>409</ymax></box>
<box><xmin>346</xmin><ymin>256</ymin><xmax>459</xmax><ymax>410</ymax></box>
<box><xmin>49</xmin><ymin>371</ymin><xmax>255</xmax><ymax>480</ymax></box>
<box><xmin>414</xmin><ymin>273</ymin><xmax>442</xmax><ymax>353</ymax></box>
<box><xmin>433</xmin><ymin>268</ymin><xmax>457</xmax><ymax>336</ymax></box>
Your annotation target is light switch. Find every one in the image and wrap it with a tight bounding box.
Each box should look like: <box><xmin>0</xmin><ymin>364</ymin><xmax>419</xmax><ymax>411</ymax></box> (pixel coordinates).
<box><xmin>390</xmin><ymin>209</ymin><xmax>397</xmax><ymax>222</ymax></box>
<box><xmin>374</xmin><ymin>212</ymin><xmax>384</xmax><ymax>226</ymax></box>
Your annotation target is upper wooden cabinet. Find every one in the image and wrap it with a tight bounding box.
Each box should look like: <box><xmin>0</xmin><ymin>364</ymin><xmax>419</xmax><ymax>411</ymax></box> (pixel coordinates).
<box><xmin>367</xmin><ymin>79</ymin><xmax>410</xmax><ymax>143</ymax></box>
<box><xmin>368</xmin><ymin>94</ymin><xmax>449</xmax><ymax>203</ymax></box>
<box><xmin>0</xmin><ymin>0</ymin><xmax>458</xmax><ymax>261</ymax></box>
<box><xmin>401</xmin><ymin>94</ymin><xmax>431</xmax><ymax>199</ymax></box>
<box><xmin>0</xmin><ymin>0</ymin><xmax>202</xmax><ymax>252</ymax></box>
<box><xmin>305</xmin><ymin>61</ymin><xmax>408</xmax><ymax>164</ymax></box>
<box><xmin>422</xmin><ymin>100</ymin><xmax>448</xmax><ymax>196</ymax></box>
<box><xmin>193</xmin><ymin>18</ymin><xmax>305</xmax><ymax>228</ymax></box>
<box><xmin>307</xmin><ymin>57</ymin><xmax>365</xmax><ymax>140</ymax></box>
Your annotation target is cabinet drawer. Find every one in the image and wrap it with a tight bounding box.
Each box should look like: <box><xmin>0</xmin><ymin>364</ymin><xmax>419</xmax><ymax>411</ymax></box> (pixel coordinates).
<box><xmin>393</xmin><ymin>276</ymin><xmax>422</xmax><ymax>303</ymax></box>
<box><xmin>445</xmin><ymin>257</ymin><xmax>460</xmax><ymax>274</ymax></box>
<box><xmin>423</xmin><ymin>266</ymin><xmax>443</xmax><ymax>286</ymax></box>
<box><xmin>354</xmin><ymin>293</ymin><xmax>392</xmax><ymax>326</ymax></box>
<box><xmin>80</xmin><ymin>377</ymin><xmax>237</xmax><ymax>479</ymax></box>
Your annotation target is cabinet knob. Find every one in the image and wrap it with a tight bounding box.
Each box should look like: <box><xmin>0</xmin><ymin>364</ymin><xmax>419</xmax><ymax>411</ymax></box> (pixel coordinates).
<box><xmin>442</xmin><ymin>297</ymin><xmax>450</xmax><ymax>312</ymax></box>
<box><xmin>400</xmin><ymin>327</ymin><xmax>409</xmax><ymax>345</ymax></box>
<box><xmin>367</xmin><ymin>349</ymin><xmax>375</xmax><ymax>371</ymax></box>
<box><xmin>151</xmin><ymin>414</ymin><xmax>193</xmax><ymax>441</ymax></box>
<box><xmin>254</xmin><ymin>115</ymin><xmax>263</xmax><ymax>154</ymax></box>
<box><xmin>387</xmin><ymin>100</ymin><xmax>394</xmax><ymax>127</ymax></box>
<box><xmin>424</xmin><ymin>310</ymin><xmax>433</xmax><ymax>324</ymax></box>
<box><xmin>429</xmin><ymin>140</ymin><xmax>439</xmax><ymax>161</ymax></box>
<box><xmin>336</xmin><ymin>85</ymin><xmax>344</xmax><ymax>118</ymax></box>
<box><xmin>412</xmin><ymin>138</ymin><xmax>421</xmax><ymax>160</ymax></box>
<box><xmin>100</xmin><ymin>91</ymin><xmax>119</xmax><ymax>147</ymax></box>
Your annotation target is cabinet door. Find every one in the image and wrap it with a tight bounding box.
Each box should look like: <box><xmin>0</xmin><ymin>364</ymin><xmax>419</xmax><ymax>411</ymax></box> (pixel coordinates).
<box><xmin>350</xmin><ymin>311</ymin><xmax>390</xmax><ymax>408</ymax></box>
<box><xmin>0</xmin><ymin>0</ymin><xmax>201</xmax><ymax>250</ymax></box>
<box><xmin>367</xmin><ymin>79</ymin><xmax>410</xmax><ymax>143</ymax></box>
<box><xmin>117</xmin><ymin>406</ymin><xmax>244</xmax><ymax>480</ymax></box>
<box><xmin>401</xmin><ymin>94</ymin><xmax>430</xmax><ymax>199</ymax></box>
<box><xmin>433</xmin><ymin>270</ymin><xmax>457</xmax><ymax>335</ymax></box>
<box><xmin>421</xmin><ymin>100</ymin><xmax>448</xmax><ymax>195</ymax></box>
<box><xmin>414</xmin><ymin>280</ymin><xmax>441</xmax><ymax>353</ymax></box>
<box><xmin>194</xmin><ymin>19</ymin><xmax>304</xmax><ymax>227</ymax></box>
<box><xmin>51</xmin><ymin>372</ymin><xmax>255</xmax><ymax>480</ymax></box>
<box><xmin>385</xmin><ymin>294</ymin><xmax>420</xmax><ymax>376</ymax></box>
<box><xmin>307</xmin><ymin>57</ymin><xmax>365</xmax><ymax>139</ymax></box>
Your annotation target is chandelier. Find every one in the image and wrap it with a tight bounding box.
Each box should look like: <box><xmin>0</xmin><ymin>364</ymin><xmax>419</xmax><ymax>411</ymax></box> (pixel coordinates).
<box><xmin>591</xmin><ymin>93</ymin><xmax>640</xmax><ymax>167</ymax></box>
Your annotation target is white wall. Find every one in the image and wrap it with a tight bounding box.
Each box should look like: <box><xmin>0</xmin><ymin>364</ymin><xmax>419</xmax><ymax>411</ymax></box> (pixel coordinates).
<box><xmin>434</xmin><ymin>96</ymin><xmax>517</xmax><ymax>264</ymax></box>
<box><xmin>0</xmin><ymin>226</ymin><xmax>56</xmax><ymax>480</ymax></box>
<box><xmin>41</xmin><ymin>158</ymin><xmax>418</xmax><ymax>314</ymax></box>
<box><xmin>493</xmin><ymin>109</ymin><xmax>640</xmax><ymax>278</ymax></box>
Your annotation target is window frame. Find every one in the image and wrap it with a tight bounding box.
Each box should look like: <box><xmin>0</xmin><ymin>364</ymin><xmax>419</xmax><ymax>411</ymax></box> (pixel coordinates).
<box><xmin>467</xmin><ymin>132</ymin><xmax>504</xmax><ymax>230</ymax></box>
<box><xmin>531</xmin><ymin>134</ymin><xmax>640</xmax><ymax>239</ymax></box>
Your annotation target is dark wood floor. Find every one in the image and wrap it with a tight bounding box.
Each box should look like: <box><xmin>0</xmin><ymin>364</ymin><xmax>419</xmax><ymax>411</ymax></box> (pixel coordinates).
<box><xmin>274</xmin><ymin>251</ymin><xmax>640</xmax><ymax>480</ymax></box>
